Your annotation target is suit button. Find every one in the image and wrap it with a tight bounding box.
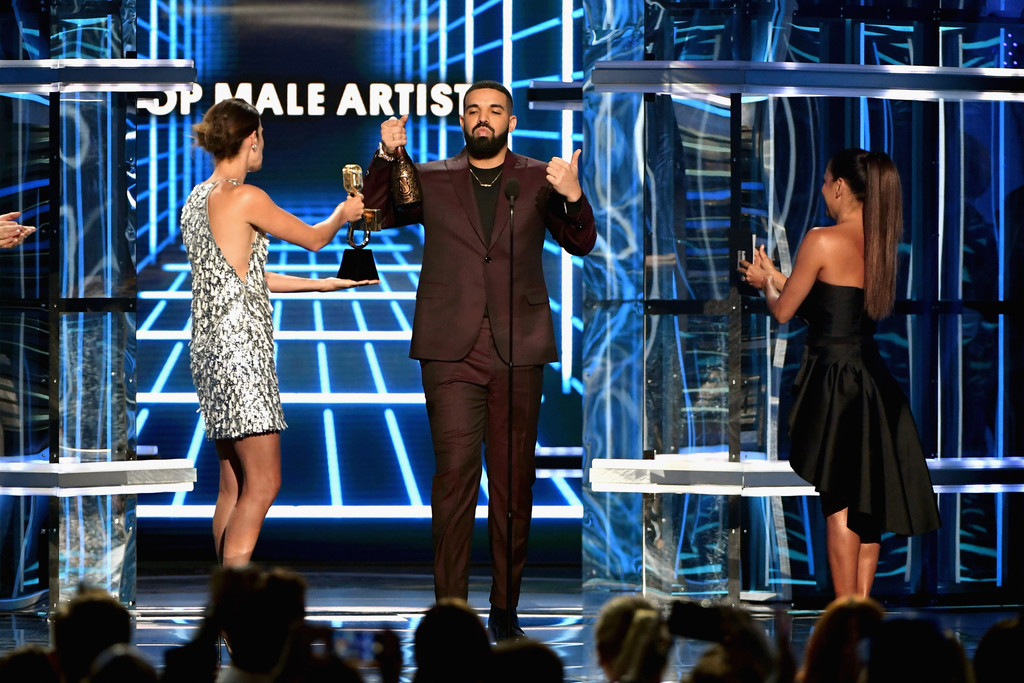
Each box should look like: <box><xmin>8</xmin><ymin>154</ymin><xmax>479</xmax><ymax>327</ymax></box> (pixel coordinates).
<box><xmin>484</xmin><ymin>256</ymin><xmax>492</xmax><ymax>263</ymax></box>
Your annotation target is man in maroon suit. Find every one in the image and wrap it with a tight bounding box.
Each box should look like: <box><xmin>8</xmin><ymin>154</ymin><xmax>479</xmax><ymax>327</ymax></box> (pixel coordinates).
<box><xmin>363</xmin><ymin>81</ymin><xmax>596</xmax><ymax>640</ymax></box>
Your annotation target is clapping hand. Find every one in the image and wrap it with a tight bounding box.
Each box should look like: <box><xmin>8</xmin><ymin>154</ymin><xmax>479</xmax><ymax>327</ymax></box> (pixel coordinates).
<box><xmin>738</xmin><ymin>245</ymin><xmax>774</xmax><ymax>290</ymax></box>
<box><xmin>0</xmin><ymin>211</ymin><xmax>35</xmax><ymax>249</ymax></box>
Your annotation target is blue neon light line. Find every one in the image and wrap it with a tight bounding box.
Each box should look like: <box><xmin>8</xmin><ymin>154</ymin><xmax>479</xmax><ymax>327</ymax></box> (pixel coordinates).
<box><xmin>380</xmin><ymin>232</ymin><xmax>420</xmax><ymax>290</ymax></box>
<box><xmin>474</xmin><ymin>38</ymin><xmax>503</xmax><ymax>56</ymax></box>
<box><xmin>999</xmin><ymin>43</ymin><xmax>1007</xmax><ymax>304</ymax></box>
<box><xmin>106</xmin><ymin>93</ymin><xmax>116</xmax><ymax>294</ymax></box>
<box><xmin>139</xmin><ymin>274</ymin><xmax>186</xmax><ymax>331</ymax></box>
<box><xmin>150</xmin><ymin>342</ymin><xmax>185</xmax><ymax>393</ymax></box>
<box><xmin>169</xmin><ymin>270</ymin><xmax>189</xmax><ymax>291</ymax></box>
<box><xmin>103</xmin><ymin>315</ymin><xmax>113</xmax><ymax>455</ymax></box>
<box><xmin>138</xmin><ymin>408</ymin><xmax>150</xmax><ymax>434</ymax></box>
<box><xmin>545</xmin><ymin>298</ymin><xmax>584</xmax><ymax>333</ymax></box>
<box><xmin>800</xmin><ymin>496</ymin><xmax>815</xmax><ymax>574</ymax></box>
<box><xmin>139</xmin><ymin>391</ymin><xmax>425</xmax><ymax>404</ymax></box>
<box><xmin>169</xmin><ymin>109</ymin><xmax>179</xmax><ymax>249</ymax></box>
<box><xmin>365</xmin><ymin>342</ymin><xmax>387</xmax><ymax>394</ymax></box>
<box><xmin>0</xmin><ymin>178</ymin><xmax>47</xmax><ymax>197</ymax></box>
<box><xmin>438</xmin><ymin>0</ymin><xmax>448</xmax><ymax>158</ymax></box>
<box><xmin>254</xmin><ymin>241</ymin><xmax>410</xmax><ymax>254</ymax></box>
<box><xmin>149</xmin><ymin>0</ymin><xmax>158</xmax><ymax>59</ymax></box>
<box><xmin>373</xmin><ymin>265</ymin><xmax>394</xmax><ymax>293</ymax></box>
<box><xmin>163</xmin><ymin>261</ymin><xmax>416</xmax><ymax>274</ymax></box>
<box><xmin>997</xmin><ymin>33</ymin><xmax>1007</xmax><ymax>583</ymax></box>
<box><xmin>542</xmin><ymin>240</ymin><xmax>585</xmax><ymax>267</ymax></box>
<box><xmin>511</xmin><ymin>17</ymin><xmax>560</xmax><ymax>41</ymax></box>
<box><xmin>313</xmin><ymin>300</ymin><xmax>325</xmax><ymax>333</ymax></box>
<box><xmin>172</xmin><ymin>416</ymin><xmax>206</xmax><ymax>506</ymax></box>
<box><xmin>73</xmin><ymin>110</ymin><xmax>85</xmax><ymax>298</ymax></box>
<box><xmin>138</xmin><ymin>330</ymin><xmax>411</xmax><ymax>342</ymax></box>
<box><xmin>317</xmin><ymin>343</ymin><xmax>331</xmax><ymax>393</ymax></box>
<box><xmin>324</xmin><ymin>409</ymin><xmax>343</xmax><ymax>506</ymax></box>
<box><xmin>351</xmin><ymin>300</ymin><xmax>369</xmax><ymax>332</ymax></box>
<box><xmin>997</xmin><ymin>480</ymin><xmax>1004</xmax><ymax>585</ymax></box>
<box><xmin>510</xmin><ymin>129</ymin><xmax>561</xmax><ymax>140</ymax></box>
<box><xmin>391</xmin><ymin>302</ymin><xmax>412</xmax><ymax>332</ymax></box>
<box><xmin>185</xmin><ymin>0</ymin><xmax>194</xmax><ymax>83</ymax></box>
<box><xmin>439</xmin><ymin>0</ymin><xmax>448</xmax><ymax>81</ymax></box>
<box><xmin>385</xmin><ymin>408</ymin><xmax>424</xmax><ymax>506</ymax></box>
<box><xmin>0</xmin><ymin>91</ymin><xmax>48</xmax><ymax>108</ymax></box>
<box><xmin>515</xmin><ymin>74</ymin><xmax>561</xmax><ymax>85</ymax></box>
<box><xmin>480</xmin><ymin>465</ymin><xmax>489</xmax><ymax>502</ymax></box>
<box><xmin>272</xmin><ymin>249</ymin><xmax>289</xmax><ymax>362</ymax></box>
<box><xmin>149</xmin><ymin>115</ymin><xmax>158</xmax><ymax>255</ymax></box>
<box><xmin>105</xmin><ymin>494</ymin><xmax>112</xmax><ymax>579</ymax></box>
<box><xmin>404</xmin><ymin>0</ymin><xmax>413</xmax><ymax>78</ymax></box>
<box><xmin>419</xmin><ymin>0</ymin><xmax>428</xmax><ymax>85</ymax></box>
<box><xmin>66</xmin><ymin>498</ymin><xmax>77</xmax><ymax>582</ymax></box>
<box><xmin>474</xmin><ymin>0</ymin><xmax>502</xmax><ymax>15</ymax></box>
<box><xmin>550</xmin><ymin>475</ymin><xmax>582</xmax><ymax>507</ymax></box>
<box><xmin>273</xmin><ymin>299</ymin><xmax>283</xmax><ymax>332</ymax></box>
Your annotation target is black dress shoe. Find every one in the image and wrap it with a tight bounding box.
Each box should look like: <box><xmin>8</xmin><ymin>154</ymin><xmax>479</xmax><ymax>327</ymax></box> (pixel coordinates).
<box><xmin>487</xmin><ymin>606</ymin><xmax>525</xmax><ymax>642</ymax></box>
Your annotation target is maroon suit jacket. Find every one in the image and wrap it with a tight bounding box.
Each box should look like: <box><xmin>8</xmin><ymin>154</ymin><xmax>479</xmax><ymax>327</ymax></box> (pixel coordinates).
<box><xmin>363</xmin><ymin>148</ymin><xmax>597</xmax><ymax>365</ymax></box>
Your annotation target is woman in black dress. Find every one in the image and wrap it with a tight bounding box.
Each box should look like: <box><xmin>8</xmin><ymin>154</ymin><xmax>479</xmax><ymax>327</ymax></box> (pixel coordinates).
<box><xmin>739</xmin><ymin>149</ymin><xmax>940</xmax><ymax>598</ymax></box>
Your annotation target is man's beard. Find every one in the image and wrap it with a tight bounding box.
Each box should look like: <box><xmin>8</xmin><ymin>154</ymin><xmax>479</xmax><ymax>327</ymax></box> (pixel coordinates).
<box><xmin>463</xmin><ymin>126</ymin><xmax>509</xmax><ymax>158</ymax></box>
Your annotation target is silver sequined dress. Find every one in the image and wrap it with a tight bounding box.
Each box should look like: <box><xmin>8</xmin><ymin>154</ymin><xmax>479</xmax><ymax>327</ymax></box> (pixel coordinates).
<box><xmin>180</xmin><ymin>180</ymin><xmax>287</xmax><ymax>440</ymax></box>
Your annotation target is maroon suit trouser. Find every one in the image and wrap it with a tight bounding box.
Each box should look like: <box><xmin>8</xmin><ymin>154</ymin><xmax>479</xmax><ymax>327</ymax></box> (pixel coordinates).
<box><xmin>420</xmin><ymin>318</ymin><xmax>543</xmax><ymax>609</ymax></box>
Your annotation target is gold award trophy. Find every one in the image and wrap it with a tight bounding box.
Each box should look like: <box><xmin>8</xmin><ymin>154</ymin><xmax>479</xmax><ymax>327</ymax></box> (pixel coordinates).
<box><xmin>337</xmin><ymin>163</ymin><xmax>381</xmax><ymax>281</ymax></box>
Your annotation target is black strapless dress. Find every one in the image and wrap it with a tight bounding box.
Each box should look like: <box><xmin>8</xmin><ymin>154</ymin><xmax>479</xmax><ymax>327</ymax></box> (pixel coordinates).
<box><xmin>788</xmin><ymin>281</ymin><xmax>941</xmax><ymax>536</ymax></box>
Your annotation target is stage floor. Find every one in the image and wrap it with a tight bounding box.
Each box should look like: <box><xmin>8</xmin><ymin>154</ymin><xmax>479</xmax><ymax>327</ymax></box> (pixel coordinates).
<box><xmin>1</xmin><ymin>565</ymin><xmax>1018</xmax><ymax>682</ymax></box>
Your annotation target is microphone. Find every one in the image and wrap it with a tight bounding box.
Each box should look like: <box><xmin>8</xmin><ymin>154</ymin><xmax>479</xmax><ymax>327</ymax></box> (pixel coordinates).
<box><xmin>504</xmin><ymin>178</ymin><xmax>520</xmax><ymax>204</ymax></box>
<box><xmin>500</xmin><ymin>177</ymin><xmax>519</xmax><ymax>635</ymax></box>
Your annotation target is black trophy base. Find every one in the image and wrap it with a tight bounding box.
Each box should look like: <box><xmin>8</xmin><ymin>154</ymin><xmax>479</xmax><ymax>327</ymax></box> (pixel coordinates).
<box><xmin>337</xmin><ymin>249</ymin><xmax>379</xmax><ymax>281</ymax></box>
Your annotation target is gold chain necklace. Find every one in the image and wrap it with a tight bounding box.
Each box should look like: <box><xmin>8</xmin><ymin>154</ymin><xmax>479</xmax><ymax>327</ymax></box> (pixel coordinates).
<box><xmin>469</xmin><ymin>166</ymin><xmax>503</xmax><ymax>188</ymax></box>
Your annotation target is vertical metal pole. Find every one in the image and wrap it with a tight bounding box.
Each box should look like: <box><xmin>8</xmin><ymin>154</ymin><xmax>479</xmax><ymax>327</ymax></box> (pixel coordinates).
<box><xmin>46</xmin><ymin>78</ymin><xmax>62</xmax><ymax>612</ymax></box>
<box><xmin>912</xmin><ymin>12</ymin><xmax>942</xmax><ymax>599</ymax></box>
<box><xmin>727</xmin><ymin>92</ymin><xmax>744</xmax><ymax>604</ymax></box>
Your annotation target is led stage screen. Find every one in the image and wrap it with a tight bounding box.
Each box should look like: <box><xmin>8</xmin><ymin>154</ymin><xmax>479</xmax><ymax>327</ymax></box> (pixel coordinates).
<box><xmin>135</xmin><ymin>0</ymin><xmax>588</xmax><ymax>525</ymax></box>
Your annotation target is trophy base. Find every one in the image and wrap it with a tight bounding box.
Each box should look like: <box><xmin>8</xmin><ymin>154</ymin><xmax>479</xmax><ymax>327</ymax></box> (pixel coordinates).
<box><xmin>337</xmin><ymin>248</ymin><xmax>379</xmax><ymax>281</ymax></box>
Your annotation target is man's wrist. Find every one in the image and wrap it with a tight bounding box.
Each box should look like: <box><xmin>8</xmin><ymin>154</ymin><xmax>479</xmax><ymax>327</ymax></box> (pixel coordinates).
<box><xmin>376</xmin><ymin>142</ymin><xmax>396</xmax><ymax>162</ymax></box>
<box><xmin>563</xmin><ymin>195</ymin><xmax>584</xmax><ymax>218</ymax></box>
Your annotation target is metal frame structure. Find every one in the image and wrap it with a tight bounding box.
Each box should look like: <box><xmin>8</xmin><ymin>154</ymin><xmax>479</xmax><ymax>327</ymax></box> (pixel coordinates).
<box><xmin>590</xmin><ymin>59</ymin><xmax>1023</xmax><ymax>603</ymax></box>
<box><xmin>1</xmin><ymin>54</ymin><xmax>195</xmax><ymax>609</ymax></box>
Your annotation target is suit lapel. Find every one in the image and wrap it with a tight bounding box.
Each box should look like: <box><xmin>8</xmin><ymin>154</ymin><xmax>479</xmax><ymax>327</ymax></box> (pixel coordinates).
<box><xmin>445</xmin><ymin>152</ymin><xmax>487</xmax><ymax>247</ymax></box>
<box><xmin>487</xmin><ymin>152</ymin><xmax>523</xmax><ymax>251</ymax></box>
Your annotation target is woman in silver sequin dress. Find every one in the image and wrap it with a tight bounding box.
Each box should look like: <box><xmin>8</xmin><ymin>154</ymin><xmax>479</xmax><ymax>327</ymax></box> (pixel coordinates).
<box><xmin>182</xmin><ymin>98</ymin><xmax>375</xmax><ymax>566</ymax></box>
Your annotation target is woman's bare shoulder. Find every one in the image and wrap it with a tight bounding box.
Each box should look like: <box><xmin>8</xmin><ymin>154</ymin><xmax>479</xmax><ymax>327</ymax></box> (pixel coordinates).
<box><xmin>805</xmin><ymin>224</ymin><xmax>861</xmax><ymax>251</ymax></box>
<box><xmin>799</xmin><ymin>226</ymin><xmax>835</xmax><ymax>255</ymax></box>
<box><xmin>213</xmin><ymin>183</ymin><xmax>272</xmax><ymax>216</ymax></box>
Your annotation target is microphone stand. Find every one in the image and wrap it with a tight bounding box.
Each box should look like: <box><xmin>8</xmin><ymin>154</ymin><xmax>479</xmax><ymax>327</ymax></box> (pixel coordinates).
<box><xmin>503</xmin><ymin>178</ymin><xmax>520</xmax><ymax>639</ymax></box>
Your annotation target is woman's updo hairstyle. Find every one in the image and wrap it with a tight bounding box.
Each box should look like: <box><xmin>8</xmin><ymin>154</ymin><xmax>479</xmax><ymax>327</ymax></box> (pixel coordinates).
<box><xmin>192</xmin><ymin>98</ymin><xmax>260</xmax><ymax>161</ymax></box>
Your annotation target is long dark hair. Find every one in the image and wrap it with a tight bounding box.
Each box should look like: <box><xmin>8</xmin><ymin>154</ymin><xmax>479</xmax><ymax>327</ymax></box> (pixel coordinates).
<box><xmin>192</xmin><ymin>98</ymin><xmax>260</xmax><ymax>161</ymax></box>
<box><xmin>828</xmin><ymin>148</ymin><xmax>904</xmax><ymax>319</ymax></box>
